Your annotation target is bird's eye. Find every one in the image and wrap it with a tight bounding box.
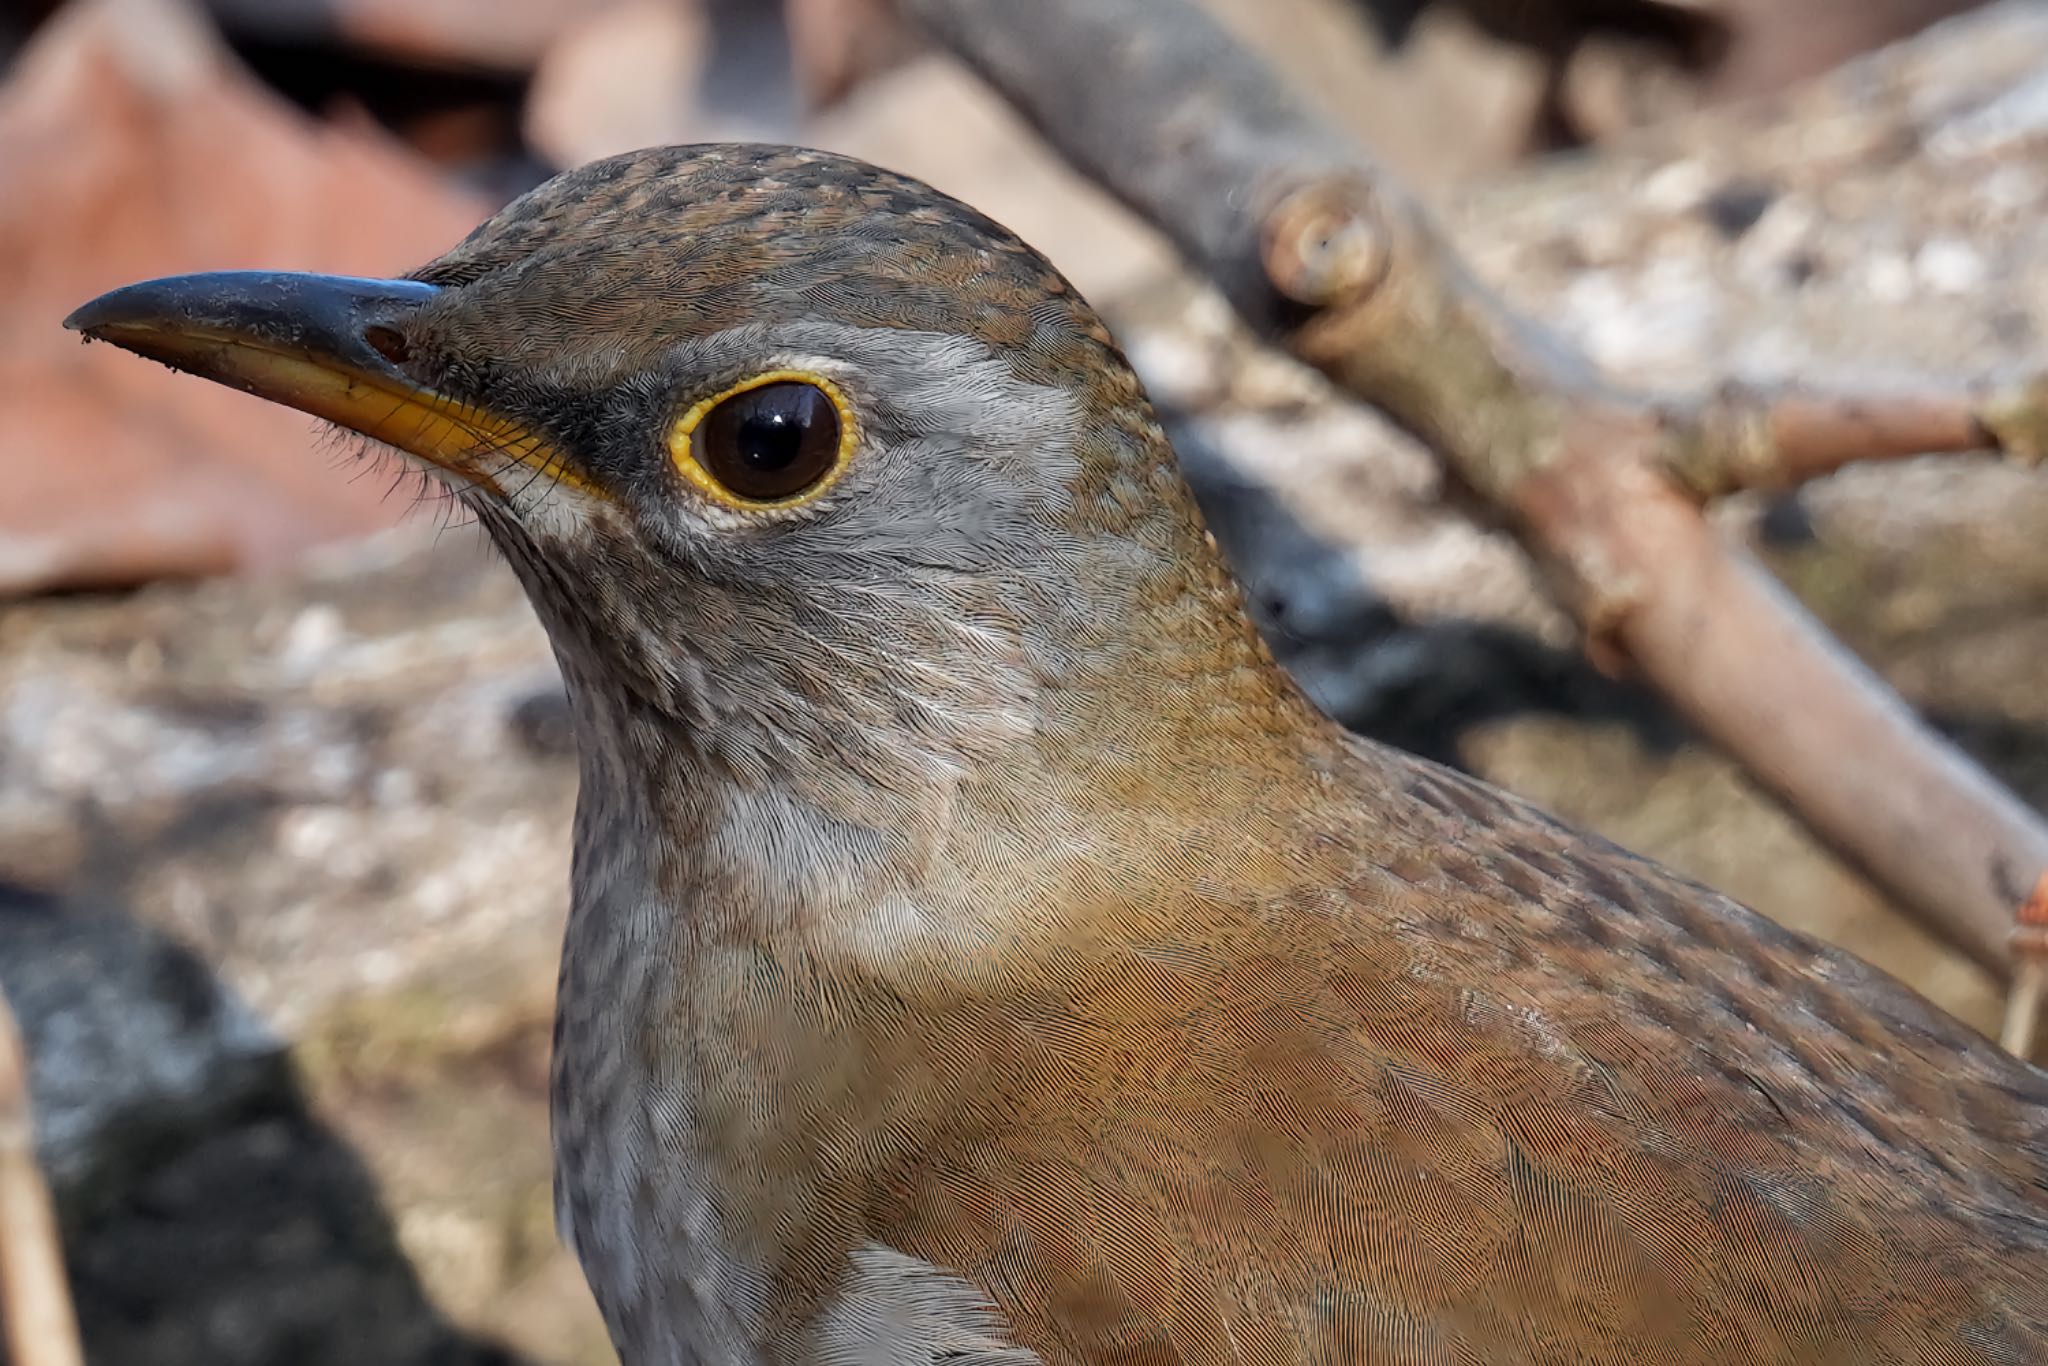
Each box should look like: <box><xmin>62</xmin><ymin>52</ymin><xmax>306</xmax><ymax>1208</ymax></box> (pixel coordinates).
<box><xmin>669</xmin><ymin>373</ymin><xmax>852</xmax><ymax>507</ymax></box>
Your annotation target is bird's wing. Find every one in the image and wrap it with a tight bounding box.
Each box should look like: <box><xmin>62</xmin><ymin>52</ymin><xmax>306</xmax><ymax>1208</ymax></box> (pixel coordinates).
<box><xmin>804</xmin><ymin>751</ymin><xmax>2048</xmax><ymax>1365</ymax></box>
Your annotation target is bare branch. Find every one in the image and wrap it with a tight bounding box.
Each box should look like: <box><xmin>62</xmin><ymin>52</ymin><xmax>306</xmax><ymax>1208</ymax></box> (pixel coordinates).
<box><xmin>1667</xmin><ymin>378</ymin><xmax>2048</xmax><ymax>499</ymax></box>
<box><xmin>2002</xmin><ymin>875</ymin><xmax>2048</xmax><ymax>1056</ymax></box>
<box><xmin>0</xmin><ymin>983</ymin><xmax>82</xmax><ymax>1366</ymax></box>
<box><xmin>1517</xmin><ymin>434</ymin><xmax>2042</xmax><ymax>974</ymax></box>
<box><xmin>905</xmin><ymin>0</ymin><xmax>2048</xmax><ymax>987</ymax></box>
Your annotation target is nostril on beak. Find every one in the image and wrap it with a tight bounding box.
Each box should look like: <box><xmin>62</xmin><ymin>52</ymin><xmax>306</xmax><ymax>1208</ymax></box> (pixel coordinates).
<box><xmin>363</xmin><ymin>324</ymin><xmax>410</xmax><ymax>365</ymax></box>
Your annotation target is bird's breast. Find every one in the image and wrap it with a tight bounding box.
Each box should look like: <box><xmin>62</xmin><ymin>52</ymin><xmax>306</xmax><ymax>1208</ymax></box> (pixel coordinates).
<box><xmin>551</xmin><ymin>872</ymin><xmax>776</xmax><ymax>1365</ymax></box>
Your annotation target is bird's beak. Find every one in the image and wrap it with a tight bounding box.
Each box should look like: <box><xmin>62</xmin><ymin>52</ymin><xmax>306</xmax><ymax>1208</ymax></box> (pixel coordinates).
<box><xmin>65</xmin><ymin>271</ymin><xmax>584</xmax><ymax>497</ymax></box>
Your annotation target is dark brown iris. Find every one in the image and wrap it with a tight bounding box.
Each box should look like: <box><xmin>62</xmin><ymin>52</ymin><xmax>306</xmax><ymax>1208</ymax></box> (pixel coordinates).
<box><xmin>695</xmin><ymin>381</ymin><xmax>841</xmax><ymax>501</ymax></box>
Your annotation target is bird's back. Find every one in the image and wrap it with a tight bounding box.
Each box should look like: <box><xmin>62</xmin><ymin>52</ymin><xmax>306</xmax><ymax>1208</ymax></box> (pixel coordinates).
<box><xmin>678</xmin><ymin>737</ymin><xmax>2048</xmax><ymax>1365</ymax></box>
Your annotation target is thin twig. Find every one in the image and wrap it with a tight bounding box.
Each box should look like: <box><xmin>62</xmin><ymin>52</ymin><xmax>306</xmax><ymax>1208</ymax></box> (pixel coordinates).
<box><xmin>0</xmin><ymin>982</ymin><xmax>83</xmax><ymax>1366</ymax></box>
<box><xmin>906</xmin><ymin>0</ymin><xmax>2048</xmax><ymax>993</ymax></box>
<box><xmin>2002</xmin><ymin>874</ymin><xmax>2048</xmax><ymax>1056</ymax></box>
<box><xmin>1667</xmin><ymin>378</ymin><xmax>2048</xmax><ymax>499</ymax></box>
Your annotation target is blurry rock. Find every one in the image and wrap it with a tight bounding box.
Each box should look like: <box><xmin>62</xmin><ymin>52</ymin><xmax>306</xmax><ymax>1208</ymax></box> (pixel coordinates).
<box><xmin>0</xmin><ymin>889</ymin><xmax>522</xmax><ymax>1363</ymax></box>
<box><xmin>0</xmin><ymin>890</ymin><xmax>282</xmax><ymax>1209</ymax></box>
<box><xmin>68</xmin><ymin>1095</ymin><xmax>531</xmax><ymax>1366</ymax></box>
<box><xmin>0</xmin><ymin>0</ymin><xmax>488</xmax><ymax>594</ymax></box>
<box><xmin>0</xmin><ymin>528</ymin><xmax>606</xmax><ymax>1359</ymax></box>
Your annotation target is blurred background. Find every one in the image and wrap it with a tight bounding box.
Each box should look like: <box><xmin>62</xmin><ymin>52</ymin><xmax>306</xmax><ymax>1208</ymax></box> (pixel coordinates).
<box><xmin>2</xmin><ymin>0</ymin><xmax>2046</xmax><ymax>1361</ymax></box>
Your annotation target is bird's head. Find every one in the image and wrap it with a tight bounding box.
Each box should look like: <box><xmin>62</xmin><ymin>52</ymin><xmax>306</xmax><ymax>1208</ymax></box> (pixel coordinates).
<box><xmin>68</xmin><ymin>145</ymin><xmax>1325</xmax><ymax>923</ymax></box>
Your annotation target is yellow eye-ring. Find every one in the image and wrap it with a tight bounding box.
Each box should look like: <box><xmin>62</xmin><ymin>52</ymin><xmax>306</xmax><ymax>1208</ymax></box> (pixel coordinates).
<box><xmin>667</xmin><ymin>371</ymin><xmax>856</xmax><ymax>509</ymax></box>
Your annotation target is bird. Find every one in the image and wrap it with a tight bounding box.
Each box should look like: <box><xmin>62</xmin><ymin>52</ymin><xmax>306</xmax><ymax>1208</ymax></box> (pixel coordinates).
<box><xmin>67</xmin><ymin>144</ymin><xmax>2048</xmax><ymax>1364</ymax></box>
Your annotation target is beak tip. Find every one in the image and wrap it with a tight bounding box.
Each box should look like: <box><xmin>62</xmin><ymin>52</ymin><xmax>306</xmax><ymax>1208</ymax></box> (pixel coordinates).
<box><xmin>63</xmin><ymin>293</ymin><xmax>116</xmax><ymax>336</ymax></box>
<box><xmin>62</xmin><ymin>272</ymin><xmax>444</xmax><ymax>349</ymax></box>
<box><xmin>48</xmin><ymin>270</ymin><xmax>559</xmax><ymax>499</ymax></box>
<box><xmin>64</xmin><ymin>280</ymin><xmax>181</xmax><ymax>344</ymax></box>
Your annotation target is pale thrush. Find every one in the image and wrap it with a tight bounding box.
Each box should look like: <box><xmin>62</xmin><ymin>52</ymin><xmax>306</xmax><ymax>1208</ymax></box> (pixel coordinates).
<box><xmin>68</xmin><ymin>145</ymin><xmax>2048</xmax><ymax>1364</ymax></box>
